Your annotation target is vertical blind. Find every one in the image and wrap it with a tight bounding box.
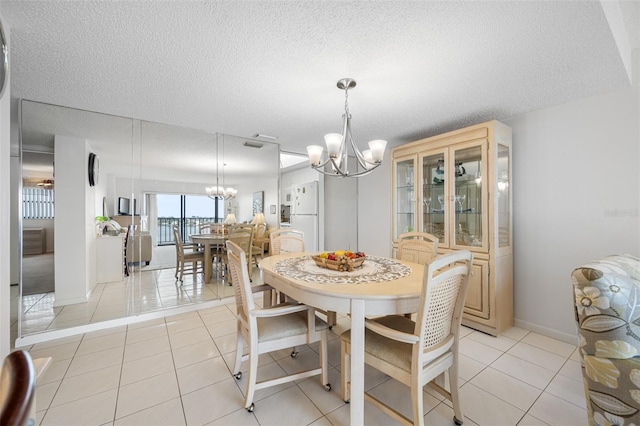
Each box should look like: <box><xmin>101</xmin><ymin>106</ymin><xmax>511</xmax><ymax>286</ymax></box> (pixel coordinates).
<box><xmin>23</xmin><ymin>187</ymin><xmax>54</xmax><ymax>219</ymax></box>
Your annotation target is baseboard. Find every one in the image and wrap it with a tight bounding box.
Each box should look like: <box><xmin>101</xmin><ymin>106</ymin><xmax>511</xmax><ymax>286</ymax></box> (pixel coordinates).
<box><xmin>15</xmin><ymin>299</ymin><xmax>227</xmax><ymax>347</ymax></box>
<box><xmin>514</xmin><ymin>318</ymin><xmax>579</xmax><ymax>345</ymax></box>
<box><xmin>52</xmin><ymin>295</ymin><xmax>89</xmax><ymax>307</ymax></box>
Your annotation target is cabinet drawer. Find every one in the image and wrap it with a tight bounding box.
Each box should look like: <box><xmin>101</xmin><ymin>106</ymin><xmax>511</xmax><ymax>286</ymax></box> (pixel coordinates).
<box><xmin>23</xmin><ymin>228</ymin><xmax>46</xmax><ymax>255</ymax></box>
<box><xmin>463</xmin><ymin>259</ymin><xmax>489</xmax><ymax>320</ymax></box>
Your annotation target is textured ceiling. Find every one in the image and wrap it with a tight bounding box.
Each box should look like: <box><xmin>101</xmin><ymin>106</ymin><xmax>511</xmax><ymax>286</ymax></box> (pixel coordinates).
<box><xmin>3</xmin><ymin>1</ymin><xmax>638</xmax><ymax>179</ymax></box>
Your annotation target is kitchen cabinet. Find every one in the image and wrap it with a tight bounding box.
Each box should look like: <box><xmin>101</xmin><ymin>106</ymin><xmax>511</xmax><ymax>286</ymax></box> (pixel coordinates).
<box><xmin>391</xmin><ymin>120</ymin><xmax>512</xmax><ymax>335</ymax></box>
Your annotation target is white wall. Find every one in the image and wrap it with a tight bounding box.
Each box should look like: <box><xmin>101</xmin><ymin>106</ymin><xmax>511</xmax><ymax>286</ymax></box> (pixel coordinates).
<box><xmin>0</xmin><ymin>14</ymin><xmax>10</xmax><ymax>357</ymax></box>
<box><xmin>10</xmin><ymin>156</ymin><xmax>20</xmax><ymax>283</ymax></box>
<box><xmin>505</xmin><ymin>82</ymin><xmax>639</xmax><ymax>341</ymax></box>
<box><xmin>357</xmin><ymin>158</ymin><xmax>393</xmax><ymax>257</ymax></box>
<box><xmin>54</xmin><ymin>136</ymin><xmax>97</xmax><ymax>306</ymax></box>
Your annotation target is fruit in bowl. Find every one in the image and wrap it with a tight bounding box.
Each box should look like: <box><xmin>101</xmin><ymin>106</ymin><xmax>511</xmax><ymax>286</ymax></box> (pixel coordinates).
<box><xmin>313</xmin><ymin>250</ymin><xmax>366</xmax><ymax>272</ymax></box>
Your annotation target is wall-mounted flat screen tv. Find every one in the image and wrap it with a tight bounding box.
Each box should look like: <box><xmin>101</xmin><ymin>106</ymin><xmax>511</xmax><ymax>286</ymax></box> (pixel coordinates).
<box><xmin>118</xmin><ymin>197</ymin><xmax>131</xmax><ymax>215</ymax></box>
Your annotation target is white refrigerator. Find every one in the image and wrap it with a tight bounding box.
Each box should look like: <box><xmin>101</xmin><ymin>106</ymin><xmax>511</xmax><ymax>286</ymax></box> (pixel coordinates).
<box><xmin>290</xmin><ymin>181</ymin><xmax>319</xmax><ymax>252</ymax></box>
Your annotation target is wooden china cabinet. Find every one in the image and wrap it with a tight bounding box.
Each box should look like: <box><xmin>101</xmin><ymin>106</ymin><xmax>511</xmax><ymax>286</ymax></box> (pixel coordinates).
<box><xmin>391</xmin><ymin>120</ymin><xmax>512</xmax><ymax>336</ymax></box>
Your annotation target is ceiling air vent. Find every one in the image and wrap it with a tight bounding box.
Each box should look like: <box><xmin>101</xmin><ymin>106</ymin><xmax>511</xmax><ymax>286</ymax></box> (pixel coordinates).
<box><xmin>252</xmin><ymin>133</ymin><xmax>277</xmax><ymax>141</ymax></box>
<box><xmin>244</xmin><ymin>141</ymin><xmax>264</xmax><ymax>148</ymax></box>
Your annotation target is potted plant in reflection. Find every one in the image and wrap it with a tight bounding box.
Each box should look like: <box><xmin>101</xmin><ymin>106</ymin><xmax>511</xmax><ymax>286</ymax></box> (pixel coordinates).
<box><xmin>95</xmin><ymin>216</ymin><xmax>109</xmax><ymax>236</ymax></box>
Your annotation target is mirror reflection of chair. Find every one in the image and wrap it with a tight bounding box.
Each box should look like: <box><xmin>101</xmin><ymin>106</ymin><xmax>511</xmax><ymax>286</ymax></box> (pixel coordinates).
<box><xmin>172</xmin><ymin>224</ymin><xmax>205</xmax><ymax>282</ymax></box>
<box><xmin>340</xmin><ymin>250</ymin><xmax>473</xmax><ymax>426</ymax></box>
<box><xmin>226</xmin><ymin>224</ymin><xmax>255</xmax><ymax>281</ymax></box>
<box><xmin>0</xmin><ymin>350</ymin><xmax>52</xmax><ymax>426</ymax></box>
<box><xmin>123</xmin><ymin>225</ymin><xmax>132</xmax><ymax>277</ymax></box>
<box><xmin>225</xmin><ymin>240</ymin><xmax>331</xmax><ymax>412</ymax></box>
<box><xmin>199</xmin><ymin>222</ymin><xmax>226</xmax><ymax>270</ymax></box>
<box><xmin>396</xmin><ymin>232</ymin><xmax>439</xmax><ymax>265</ymax></box>
<box><xmin>251</xmin><ymin>222</ymin><xmax>268</xmax><ymax>267</ymax></box>
<box><xmin>269</xmin><ymin>228</ymin><xmax>305</xmax><ymax>255</ymax></box>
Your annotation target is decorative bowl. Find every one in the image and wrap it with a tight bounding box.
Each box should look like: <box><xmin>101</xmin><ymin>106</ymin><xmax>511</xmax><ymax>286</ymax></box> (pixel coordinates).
<box><xmin>312</xmin><ymin>251</ymin><xmax>366</xmax><ymax>272</ymax></box>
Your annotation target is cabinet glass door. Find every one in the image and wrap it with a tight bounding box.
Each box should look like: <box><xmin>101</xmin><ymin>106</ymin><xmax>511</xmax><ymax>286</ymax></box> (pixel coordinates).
<box><xmin>497</xmin><ymin>144</ymin><xmax>510</xmax><ymax>248</ymax></box>
<box><xmin>394</xmin><ymin>157</ymin><xmax>416</xmax><ymax>240</ymax></box>
<box><xmin>421</xmin><ymin>152</ymin><xmax>447</xmax><ymax>246</ymax></box>
<box><xmin>453</xmin><ymin>144</ymin><xmax>486</xmax><ymax>250</ymax></box>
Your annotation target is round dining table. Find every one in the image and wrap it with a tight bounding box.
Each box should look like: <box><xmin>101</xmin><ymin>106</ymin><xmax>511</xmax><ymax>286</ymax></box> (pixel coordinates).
<box><xmin>259</xmin><ymin>253</ymin><xmax>424</xmax><ymax>426</ymax></box>
<box><xmin>190</xmin><ymin>233</ymin><xmax>227</xmax><ymax>283</ymax></box>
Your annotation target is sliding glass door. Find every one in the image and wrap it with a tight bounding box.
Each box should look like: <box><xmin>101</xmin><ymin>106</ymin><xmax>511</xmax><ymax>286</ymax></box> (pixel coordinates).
<box><xmin>156</xmin><ymin>193</ymin><xmax>222</xmax><ymax>245</ymax></box>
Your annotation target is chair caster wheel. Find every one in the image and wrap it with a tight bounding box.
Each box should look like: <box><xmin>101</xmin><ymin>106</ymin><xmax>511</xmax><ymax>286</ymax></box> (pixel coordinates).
<box><xmin>234</xmin><ymin>372</ymin><xmax>242</xmax><ymax>380</ymax></box>
<box><xmin>247</xmin><ymin>403</ymin><xmax>254</xmax><ymax>412</ymax></box>
<box><xmin>324</xmin><ymin>383</ymin><xmax>332</xmax><ymax>391</ymax></box>
<box><xmin>291</xmin><ymin>351</ymin><xmax>298</xmax><ymax>358</ymax></box>
<box><xmin>454</xmin><ymin>416</ymin><xmax>463</xmax><ymax>425</ymax></box>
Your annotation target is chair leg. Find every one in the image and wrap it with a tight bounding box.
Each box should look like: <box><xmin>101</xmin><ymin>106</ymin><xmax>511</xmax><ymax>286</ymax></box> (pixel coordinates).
<box><xmin>449</xmin><ymin>363</ymin><xmax>464</xmax><ymax>425</ymax></box>
<box><xmin>411</xmin><ymin>376</ymin><xmax>425</xmax><ymax>426</ymax></box>
<box><xmin>245</xmin><ymin>343</ymin><xmax>259</xmax><ymax>410</ymax></box>
<box><xmin>233</xmin><ymin>324</ymin><xmax>244</xmax><ymax>377</ymax></box>
<box><xmin>341</xmin><ymin>340</ymin><xmax>351</xmax><ymax>402</ymax></box>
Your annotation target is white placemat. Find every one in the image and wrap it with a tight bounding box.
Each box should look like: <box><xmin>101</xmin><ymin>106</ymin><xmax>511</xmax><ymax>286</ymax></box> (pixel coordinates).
<box><xmin>273</xmin><ymin>255</ymin><xmax>411</xmax><ymax>284</ymax></box>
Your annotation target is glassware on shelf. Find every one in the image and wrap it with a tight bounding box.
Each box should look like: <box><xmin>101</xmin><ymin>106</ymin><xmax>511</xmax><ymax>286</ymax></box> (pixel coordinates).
<box><xmin>455</xmin><ymin>194</ymin><xmax>466</xmax><ymax>211</ymax></box>
<box><xmin>437</xmin><ymin>194</ymin><xmax>444</xmax><ymax>210</ymax></box>
<box><xmin>423</xmin><ymin>196</ymin><xmax>431</xmax><ymax>213</ymax></box>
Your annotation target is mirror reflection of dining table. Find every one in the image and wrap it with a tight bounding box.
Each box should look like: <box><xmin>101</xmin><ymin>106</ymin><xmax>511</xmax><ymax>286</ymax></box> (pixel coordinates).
<box><xmin>190</xmin><ymin>233</ymin><xmax>227</xmax><ymax>284</ymax></box>
<box><xmin>259</xmin><ymin>252</ymin><xmax>424</xmax><ymax>426</ymax></box>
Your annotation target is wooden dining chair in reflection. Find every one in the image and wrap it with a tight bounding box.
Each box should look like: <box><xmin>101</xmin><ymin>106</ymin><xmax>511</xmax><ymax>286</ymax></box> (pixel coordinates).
<box><xmin>199</xmin><ymin>222</ymin><xmax>225</xmax><ymax>267</ymax></box>
<box><xmin>340</xmin><ymin>250</ymin><xmax>473</xmax><ymax>426</ymax></box>
<box><xmin>226</xmin><ymin>240</ymin><xmax>331</xmax><ymax>413</ymax></box>
<box><xmin>396</xmin><ymin>232</ymin><xmax>439</xmax><ymax>264</ymax></box>
<box><xmin>123</xmin><ymin>225</ymin><xmax>132</xmax><ymax>277</ymax></box>
<box><xmin>226</xmin><ymin>224</ymin><xmax>254</xmax><ymax>281</ymax></box>
<box><xmin>172</xmin><ymin>224</ymin><xmax>205</xmax><ymax>282</ymax></box>
<box><xmin>251</xmin><ymin>222</ymin><xmax>268</xmax><ymax>267</ymax></box>
<box><xmin>269</xmin><ymin>228</ymin><xmax>305</xmax><ymax>255</ymax></box>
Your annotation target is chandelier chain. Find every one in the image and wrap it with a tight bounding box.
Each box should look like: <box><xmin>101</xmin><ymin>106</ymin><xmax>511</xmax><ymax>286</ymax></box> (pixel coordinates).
<box><xmin>344</xmin><ymin>87</ymin><xmax>350</xmax><ymax>117</ymax></box>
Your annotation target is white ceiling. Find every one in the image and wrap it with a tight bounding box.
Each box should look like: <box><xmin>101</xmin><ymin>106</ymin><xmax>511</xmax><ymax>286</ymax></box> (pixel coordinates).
<box><xmin>3</xmin><ymin>1</ymin><xmax>639</xmax><ymax>178</ymax></box>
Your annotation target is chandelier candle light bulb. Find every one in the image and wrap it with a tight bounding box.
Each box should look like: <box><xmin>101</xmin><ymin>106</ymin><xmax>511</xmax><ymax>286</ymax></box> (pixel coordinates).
<box><xmin>307</xmin><ymin>78</ymin><xmax>387</xmax><ymax>177</ymax></box>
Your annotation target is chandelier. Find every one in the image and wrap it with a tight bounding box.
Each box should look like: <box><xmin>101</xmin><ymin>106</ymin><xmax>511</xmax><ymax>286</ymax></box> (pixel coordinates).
<box><xmin>206</xmin><ymin>134</ymin><xmax>237</xmax><ymax>200</ymax></box>
<box><xmin>307</xmin><ymin>78</ymin><xmax>387</xmax><ymax>178</ymax></box>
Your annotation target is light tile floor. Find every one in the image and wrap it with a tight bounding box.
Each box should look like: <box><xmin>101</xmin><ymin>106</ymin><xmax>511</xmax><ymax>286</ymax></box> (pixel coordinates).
<box><xmin>11</xmin><ymin>248</ymin><xmax>252</xmax><ymax>340</ymax></box>
<box><xmin>21</xmin><ymin>301</ymin><xmax>588</xmax><ymax>426</ymax></box>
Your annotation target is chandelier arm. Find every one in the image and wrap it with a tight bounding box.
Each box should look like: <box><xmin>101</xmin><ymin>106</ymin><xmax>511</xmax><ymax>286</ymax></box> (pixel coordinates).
<box><xmin>311</xmin><ymin>156</ymin><xmax>351</xmax><ymax>176</ymax></box>
<box><xmin>330</xmin><ymin>157</ymin><xmax>349</xmax><ymax>176</ymax></box>
<box><xmin>348</xmin><ymin>130</ymin><xmax>370</xmax><ymax>169</ymax></box>
<box><xmin>313</xmin><ymin>161</ymin><xmax>380</xmax><ymax>178</ymax></box>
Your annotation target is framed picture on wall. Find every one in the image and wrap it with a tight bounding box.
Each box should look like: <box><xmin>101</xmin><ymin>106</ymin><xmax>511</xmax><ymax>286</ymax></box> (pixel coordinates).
<box><xmin>253</xmin><ymin>191</ymin><xmax>264</xmax><ymax>215</ymax></box>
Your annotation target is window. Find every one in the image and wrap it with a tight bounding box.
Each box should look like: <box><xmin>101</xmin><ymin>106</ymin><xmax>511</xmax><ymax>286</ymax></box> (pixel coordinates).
<box><xmin>23</xmin><ymin>187</ymin><xmax>54</xmax><ymax>219</ymax></box>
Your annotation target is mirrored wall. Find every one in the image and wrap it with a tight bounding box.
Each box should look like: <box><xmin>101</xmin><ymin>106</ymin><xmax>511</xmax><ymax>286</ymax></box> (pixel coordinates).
<box><xmin>17</xmin><ymin>100</ymin><xmax>280</xmax><ymax>338</ymax></box>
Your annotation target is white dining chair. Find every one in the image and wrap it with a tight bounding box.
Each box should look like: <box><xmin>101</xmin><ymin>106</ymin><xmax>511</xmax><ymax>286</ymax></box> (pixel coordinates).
<box><xmin>226</xmin><ymin>240</ymin><xmax>331</xmax><ymax>412</ymax></box>
<box><xmin>268</xmin><ymin>227</ymin><xmax>336</xmax><ymax>327</ymax></box>
<box><xmin>340</xmin><ymin>250</ymin><xmax>473</xmax><ymax>426</ymax></box>
<box><xmin>396</xmin><ymin>231</ymin><xmax>439</xmax><ymax>264</ymax></box>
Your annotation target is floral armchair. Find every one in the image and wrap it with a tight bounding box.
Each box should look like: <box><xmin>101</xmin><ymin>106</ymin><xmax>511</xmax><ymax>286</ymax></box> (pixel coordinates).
<box><xmin>572</xmin><ymin>254</ymin><xmax>640</xmax><ymax>426</ymax></box>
